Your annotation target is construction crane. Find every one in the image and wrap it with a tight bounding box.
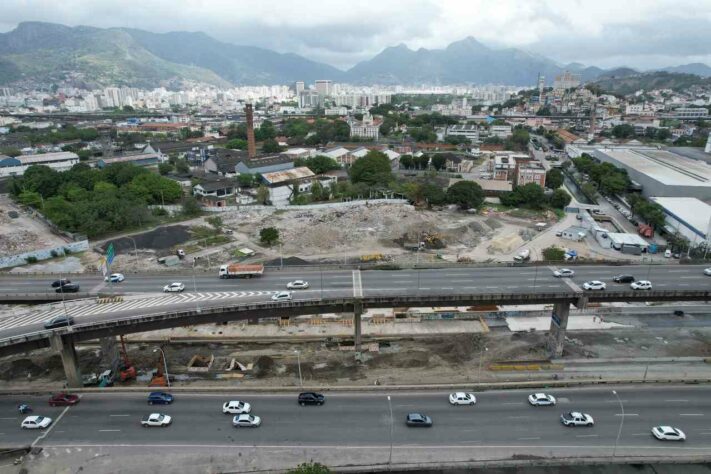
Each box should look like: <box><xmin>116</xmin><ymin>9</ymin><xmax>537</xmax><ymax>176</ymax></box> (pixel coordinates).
<box><xmin>118</xmin><ymin>335</ymin><xmax>136</xmax><ymax>382</ymax></box>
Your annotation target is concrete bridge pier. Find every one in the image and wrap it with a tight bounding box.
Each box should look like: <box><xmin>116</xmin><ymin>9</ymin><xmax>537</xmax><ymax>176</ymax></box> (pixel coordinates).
<box><xmin>353</xmin><ymin>300</ymin><xmax>363</xmax><ymax>352</ymax></box>
<box><xmin>547</xmin><ymin>302</ymin><xmax>570</xmax><ymax>358</ymax></box>
<box><xmin>50</xmin><ymin>332</ymin><xmax>83</xmax><ymax>388</ymax></box>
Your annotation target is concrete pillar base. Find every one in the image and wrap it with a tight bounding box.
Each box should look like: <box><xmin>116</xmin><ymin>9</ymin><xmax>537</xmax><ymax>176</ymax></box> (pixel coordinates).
<box><xmin>353</xmin><ymin>300</ymin><xmax>363</xmax><ymax>353</ymax></box>
<box><xmin>547</xmin><ymin>302</ymin><xmax>570</xmax><ymax>358</ymax></box>
<box><xmin>50</xmin><ymin>333</ymin><xmax>83</xmax><ymax>388</ymax></box>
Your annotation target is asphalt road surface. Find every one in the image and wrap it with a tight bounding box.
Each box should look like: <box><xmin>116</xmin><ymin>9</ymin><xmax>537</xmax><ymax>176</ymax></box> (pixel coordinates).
<box><xmin>4</xmin><ymin>385</ymin><xmax>711</xmax><ymax>472</ymax></box>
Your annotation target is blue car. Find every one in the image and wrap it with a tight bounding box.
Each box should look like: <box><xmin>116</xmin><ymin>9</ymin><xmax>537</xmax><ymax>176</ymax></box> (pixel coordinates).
<box><xmin>147</xmin><ymin>392</ymin><xmax>173</xmax><ymax>405</ymax></box>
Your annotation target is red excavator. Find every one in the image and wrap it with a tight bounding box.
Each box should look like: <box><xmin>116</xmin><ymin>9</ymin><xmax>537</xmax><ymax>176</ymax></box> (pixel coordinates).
<box><xmin>118</xmin><ymin>335</ymin><xmax>137</xmax><ymax>382</ymax></box>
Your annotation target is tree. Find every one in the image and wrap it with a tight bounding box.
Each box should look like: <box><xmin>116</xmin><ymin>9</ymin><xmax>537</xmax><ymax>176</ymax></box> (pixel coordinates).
<box><xmin>226</xmin><ymin>138</ymin><xmax>248</xmax><ymax>150</ymax></box>
<box><xmin>288</xmin><ymin>462</ymin><xmax>331</xmax><ymax>474</ymax></box>
<box><xmin>349</xmin><ymin>151</ymin><xmax>393</xmax><ymax>186</ymax></box>
<box><xmin>238</xmin><ymin>173</ymin><xmax>255</xmax><ymax>188</ymax></box>
<box><xmin>542</xmin><ymin>246</ymin><xmax>566</xmax><ymax>261</ymax></box>
<box><xmin>18</xmin><ymin>190</ymin><xmax>43</xmax><ymax>208</ymax></box>
<box><xmin>549</xmin><ymin>188</ymin><xmax>572</xmax><ymax>209</ymax></box>
<box><xmin>255</xmin><ymin>120</ymin><xmax>276</xmax><ymax>141</ymax></box>
<box><xmin>261</xmin><ymin>138</ymin><xmax>284</xmax><ymax>153</ymax></box>
<box><xmin>310</xmin><ymin>180</ymin><xmax>325</xmax><ymax>201</ymax></box>
<box><xmin>516</xmin><ymin>183</ymin><xmax>547</xmax><ymax>209</ymax></box>
<box><xmin>181</xmin><ymin>196</ymin><xmax>202</xmax><ymax>217</ymax></box>
<box><xmin>259</xmin><ymin>227</ymin><xmax>280</xmax><ymax>246</ymax></box>
<box><xmin>414</xmin><ymin>154</ymin><xmax>430</xmax><ymax>170</ymax></box>
<box><xmin>545</xmin><ymin>169</ymin><xmax>564</xmax><ymax>189</ymax></box>
<box><xmin>611</xmin><ymin>124</ymin><xmax>636</xmax><ymax>139</ymax></box>
<box><xmin>174</xmin><ymin>159</ymin><xmax>190</xmax><ymax>174</ymax></box>
<box><xmin>422</xmin><ymin>183</ymin><xmax>446</xmax><ymax>207</ymax></box>
<box><xmin>206</xmin><ymin>216</ymin><xmax>223</xmax><ymax>232</ymax></box>
<box><xmin>294</xmin><ymin>155</ymin><xmax>340</xmax><ymax>174</ymax></box>
<box><xmin>399</xmin><ymin>155</ymin><xmax>413</xmax><ymax>169</ymax></box>
<box><xmin>431</xmin><ymin>154</ymin><xmax>447</xmax><ymax>171</ymax></box>
<box><xmin>158</xmin><ymin>162</ymin><xmax>173</xmax><ymax>175</ymax></box>
<box><xmin>445</xmin><ymin>181</ymin><xmax>484</xmax><ymax>210</ymax></box>
<box><xmin>256</xmin><ymin>185</ymin><xmax>270</xmax><ymax>204</ymax></box>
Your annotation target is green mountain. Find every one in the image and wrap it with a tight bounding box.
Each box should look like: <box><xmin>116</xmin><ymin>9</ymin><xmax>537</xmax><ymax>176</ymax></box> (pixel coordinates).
<box><xmin>592</xmin><ymin>71</ymin><xmax>711</xmax><ymax>95</ymax></box>
<box><xmin>0</xmin><ymin>22</ymin><xmax>231</xmax><ymax>88</ymax></box>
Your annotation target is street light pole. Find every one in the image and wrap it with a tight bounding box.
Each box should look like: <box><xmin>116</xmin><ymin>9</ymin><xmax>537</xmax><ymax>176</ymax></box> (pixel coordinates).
<box><xmin>127</xmin><ymin>236</ymin><xmax>138</xmax><ymax>260</ymax></box>
<box><xmin>191</xmin><ymin>258</ymin><xmax>200</xmax><ymax>312</ymax></box>
<box><xmin>478</xmin><ymin>346</ymin><xmax>488</xmax><ymax>380</ymax></box>
<box><xmin>153</xmin><ymin>347</ymin><xmax>170</xmax><ymax>388</ymax></box>
<box><xmin>387</xmin><ymin>395</ymin><xmax>393</xmax><ymax>470</ymax></box>
<box><xmin>294</xmin><ymin>350</ymin><xmax>303</xmax><ymax>387</ymax></box>
<box><xmin>612</xmin><ymin>390</ymin><xmax>624</xmax><ymax>457</ymax></box>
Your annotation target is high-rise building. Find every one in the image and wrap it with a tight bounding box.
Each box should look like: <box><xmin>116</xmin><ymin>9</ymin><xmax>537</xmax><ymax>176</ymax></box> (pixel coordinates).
<box><xmin>295</xmin><ymin>81</ymin><xmax>305</xmax><ymax>95</ymax></box>
<box><xmin>553</xmin><ymin>71</ymin><xmax>581</xmax><ymax>91</ymax></box>
<box><xmin>315</xmin><ymin>80</ymin><xmax>333</xmax><ymax>97</ymax></box>
<box><xmin>537</xmin><ymin>73</ymin><xmax>545</xmax><ymax>104</ymax></box>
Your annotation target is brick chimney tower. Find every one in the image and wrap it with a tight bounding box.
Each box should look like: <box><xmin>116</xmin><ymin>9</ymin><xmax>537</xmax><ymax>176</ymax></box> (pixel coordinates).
<box><xmin>245</xmin><ymin>103</ymin><xmax>256</xmax><ymax>158</ymax></box>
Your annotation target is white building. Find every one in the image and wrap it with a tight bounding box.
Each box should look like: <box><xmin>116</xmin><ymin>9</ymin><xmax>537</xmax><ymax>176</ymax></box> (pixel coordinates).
<box><xmin>446</xmin><ymin>125</ymin><xmax>479</xmax><ymax>142</ymax></box>
<box><xmin>650</xmin><ymin>197</ymin><xmax>711</xmax><ymax>245</ymax></box>
<box><xmin>0</xmin><ymin>151</ymin><xmax>80</xmax><ymax>177</ymax></box>
<box><xmin>490</xmin><ymin>125</ymin><xmax>512</xmax><ymax>138</ymax></box>
<box><xmin>349</xmin><ymin>113</ymin><xmax>380</xmax><ymax>141</ymax></box>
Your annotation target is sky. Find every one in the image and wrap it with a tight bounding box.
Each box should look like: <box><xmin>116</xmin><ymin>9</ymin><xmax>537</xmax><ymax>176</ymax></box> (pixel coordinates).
<box><xmin>1</xmin><ymin>0</ymin><xmax>711</xmax><ymax>71</ymax></box>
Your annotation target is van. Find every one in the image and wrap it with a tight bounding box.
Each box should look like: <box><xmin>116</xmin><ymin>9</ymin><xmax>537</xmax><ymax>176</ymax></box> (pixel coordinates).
<box><xmin>664</xmin><ymin>249</ymin><xmax>672</xmax><ymax>258</ymax></box>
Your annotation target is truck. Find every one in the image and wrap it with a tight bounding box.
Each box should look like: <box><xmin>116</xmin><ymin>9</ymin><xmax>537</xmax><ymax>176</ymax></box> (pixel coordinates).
<box><xmin>513</xmin><ymin>249</ymin><xmax>531</xmax><ymax>263</ymax></box>
<box><xmin>219</xmin><ymin>263</ymin><xmax>265</xmax><ymax>279</ymax></box>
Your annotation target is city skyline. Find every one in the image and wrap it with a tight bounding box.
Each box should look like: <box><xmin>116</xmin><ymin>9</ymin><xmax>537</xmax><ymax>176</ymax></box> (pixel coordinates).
<box><xmin>1</xmin><ymin>0</ymin><xmax>710</xmax><ymax>71</ymax></box>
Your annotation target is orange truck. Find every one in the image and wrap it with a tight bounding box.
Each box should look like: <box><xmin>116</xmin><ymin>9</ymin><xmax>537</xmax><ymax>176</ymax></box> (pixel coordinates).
<box><xmin>218</xmin><ymin>263</ymin><xmax>265</xmax><ymax>279</ymax></box>
<box><xmin>638</xmin><ymin>224</ymin><xmax>654</xmax><ymax>238</ymax></box>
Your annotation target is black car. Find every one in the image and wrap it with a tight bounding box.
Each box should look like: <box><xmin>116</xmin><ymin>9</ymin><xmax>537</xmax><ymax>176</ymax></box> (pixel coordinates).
<box><xmin>44</xmin><ymin>315</ymin><xmax>75</xmax><ymax>329</ymax></box>
<box><xmin>298</xmin><ymin>392</ymin><xmax>325</xmax><ymax>406</ymax></box>
<box><xmin>56</xmin><ymin>283</ymin><xmax>80</xmax><ymax>293</ymax></box>
<box><xmin>406</xmin><ymin>413</ymin><xmax>433</xmax><ymax>427</ymax></box>
<box><xmin>51</xmin><ymin>279</ymin><xmax>71</xmax><ymax>288</ymax></box>
<box><xmin>613</xmin><ymin>275</ymin><xmax>635</xmax><ymax>283</ymax></box>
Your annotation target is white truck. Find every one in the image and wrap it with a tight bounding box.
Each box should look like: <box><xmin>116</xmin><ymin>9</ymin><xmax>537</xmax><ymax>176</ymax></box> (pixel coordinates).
<box><xmin>218</xmin><ymin>264</ymin><xmax>265</xmax><ymax>279</ymax></box>
<box><xmin>513</xmin><ymin>249</ymin><xmax>531</xmax><ymax>263</ymax></box>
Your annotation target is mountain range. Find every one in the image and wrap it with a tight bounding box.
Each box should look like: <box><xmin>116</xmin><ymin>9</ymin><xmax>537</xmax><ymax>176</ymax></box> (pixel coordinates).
<box><xmin>0</xmin><ymin>21</ymin><xmax>709</xmax><ymax>89</ymax></box>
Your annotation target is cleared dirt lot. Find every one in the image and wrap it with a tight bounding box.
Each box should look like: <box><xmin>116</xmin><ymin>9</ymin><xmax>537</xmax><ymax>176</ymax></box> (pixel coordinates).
<box><xmin>0</xmin><ymin>194</ymin><xmax>69</xmax><ymax>256</ymax></box>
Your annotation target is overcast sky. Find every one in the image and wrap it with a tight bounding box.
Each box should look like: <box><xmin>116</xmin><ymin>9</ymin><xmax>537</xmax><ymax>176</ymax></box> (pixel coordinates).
<box><xmin>1</xmin><ymin>0</ymin><xmax>711</xmax><ymax>70</ymax></box>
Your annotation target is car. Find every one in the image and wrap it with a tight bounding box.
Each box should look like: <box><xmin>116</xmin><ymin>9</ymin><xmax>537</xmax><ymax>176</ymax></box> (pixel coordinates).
<box><xmin>141</xmin><ymin>413</ymin><xmax>172</xmax><ymax>427</ymax></box>
<box><xmin>105</xmin><ymin>273</ymin><xmax>125</xmax><ymax>283</ymax></box>
<box><xmin>553</xmin><ymin>268</ymin><xmax>575</xmax><ymax>278</ymax></box>
<box><xmin>528</xmin><ymin>393</ymin><xmax>556</xmax><ymax>406</ymax></box>
<box><xmin>555</xmin><ymin>231</ymin><xmax>563</xmax><ymax>237</ymax></box>
<box><xmin>560</xmin><ymin>412</ymin><xmax>594</xmax><ymax>427</ymax></box>
<box><xmin>583</xmin><ymin>281</ymin><xmax>606</xmax><ymax>291</ymax></box>
<box><xmin>55</xmin><ymin>283</ymin><xmax>80</xmax><ymax>293</ymax></box>
<box><xmin>49</xmin><ymin>393</ymin><xmax>79</xmax><ymax>407</ymax></box>
<box><xmin>704</xmin><ymin>268</ymin><xmax>711</xmax><ymax>276</ymax></box>
<box><xmin>652</xmin><ymin>426</ymin><xmax>686</xmax><ymax>441</ymax></box>
<box><xmin>44</xmin><ymin>315</ymin><xmax>75</xmax><ymax>330</ymax></box>
<box><xmin>664</xmin><ymin>249</ymin><xmax>672</xmax><ymax>258</ymax></box>
<box><xmin>21</xmin><ymin>416</ymin><xmax>52</xmax><ymax>429</ymax></box>
<box><xmin>163</xmin><ymin>282</ymin><xmax>185</xmax><ymax>293</ymax></box>
<box><xmin>674</xmin><ymin>310</ymin><xmax>685</xmax><ymax>317</ymax></box>
<box><xmin>406</xmin><ymin>413</ymin><xmax>433</xmax><ymax>427</ymax></box>
<box><xmin>222</xmin><ymin>400</ymin><xmax>251</xmax><ymax>414</ymax></box>
<box><xmin>233</xmin><ymin>414</ymin><xmax>261</xmax><ymax>427</ymax></box>
<box><xmin>298</xmin><ymin>392</ymin><xmax>325</xmax><ymax>406</ymax></box>
<box><xmin>631</xmin><ymin>280</ymin><xmax>652</xmax><ymax>290</ymax></box>
<box><xmin>271</xmin><ymin>291</ymin><xmax>292</xmax><ymax>302</ymax></box>
<box><xmin>51</xmin><ymin>279</ymin><xmax>71</xmax><ymax>288</ymax></box>
<box><xmin>147</xmin><ymin>392</ymin><xmax>174</xmax><ymax>405</ymax></box>
<box><xmin>286</xmin><ymin>280</ymin><xmax>310</xmax><ymax>289</ymax></box>
<box><xmin>449</xmin><ymin>392</ymin><xmax>476</xmax><ymax>405</ymax></box>
<box><xmin>575</xmin><ymin>214</ymin><xmax>583</xmax><ymax>221</ymax></box>
<box><xmin>613</xmin><ymin>274</ymin><xmax>635</xmax><ymax>283</ymax></box>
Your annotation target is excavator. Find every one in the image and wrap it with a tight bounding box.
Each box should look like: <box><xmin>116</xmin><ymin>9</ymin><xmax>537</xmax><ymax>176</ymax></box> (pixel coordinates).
<box><xmin>118</xmin><ymin>335</ymin><xmax>137</xmax><ymax>382</ymax></box>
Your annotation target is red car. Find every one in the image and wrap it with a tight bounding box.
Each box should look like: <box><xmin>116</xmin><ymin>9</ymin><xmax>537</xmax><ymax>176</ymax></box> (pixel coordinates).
<box><xmin>49</xmin><ymin>393</ymin><xmax>80</xmax><ymax>407</ymax></box>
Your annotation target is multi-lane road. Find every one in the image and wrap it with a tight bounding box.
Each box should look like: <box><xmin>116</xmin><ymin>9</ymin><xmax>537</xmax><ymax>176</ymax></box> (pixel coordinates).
<box><xmin>6</xmin><ymin>385</ymin><xmax>711</xmax><ymax>472</ymax></box>
<box><xmin>0</xmin><ymin>264</ymin><xmax>709</xmax><ymax>341</ymax></box>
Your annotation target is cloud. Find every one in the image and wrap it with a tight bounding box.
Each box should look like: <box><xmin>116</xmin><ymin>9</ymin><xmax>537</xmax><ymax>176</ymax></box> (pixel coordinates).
<box><xmin>0</xmin><ymin>0</ymin><xmax>710</xmax><ymax>70</ymax></box>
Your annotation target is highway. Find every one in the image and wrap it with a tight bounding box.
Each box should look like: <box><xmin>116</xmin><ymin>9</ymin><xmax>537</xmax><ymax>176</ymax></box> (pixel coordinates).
<box><xmin>0</xmin><ymin>264</ymin><xmax>709</xmax><ymax>342</ymax></box>
<box><xmin>5</xmin><ymin>385</ymin><xmax>711</xmax><ymax>472</ymax></box>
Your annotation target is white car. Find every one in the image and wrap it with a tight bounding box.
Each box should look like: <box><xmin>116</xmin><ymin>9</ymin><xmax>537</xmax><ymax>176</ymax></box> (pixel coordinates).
<box><xmin>141</xmin><ymin>413</ymin><xmax>172</xmax><ymax>427</ymax></box>
<box><xmin>560</xmin><ymin>411</ymin><xmax>594</xmax><ymax>427</ymax></box>
<box><xmin>271</xmin><ymin>291</ymin><xmax>292</xmax><ymax>302</ymax></box>
<box><xmin>528</xmin><ymin>393</ymin><xmax>556</xmax><ymax>406</ymax></box>
<box><xmin>449</xmin><ymin>392</ymin><xmax>476</xmax><ymax>405</ymax></box>
<box><xmin>105</xmin><ymin>273</ymin><xmax>125</xmax><ymax>283</ymax></box>
<box><xmin>163</xmin><ymin>282</ymin><xmax>185</xmax><ymax>293</ymax></box>
<box><xmin>233</xmin><ymin>414</ymin><xmax>261</xmax><ymax>427</ymax></box>
<box><xmin>631</xmin><ymin>280</ymin><xmax>652</xmax><ymax>290</ymax></box>
<box><xmin>286</xmin><ymin>280</ymin><xmax>310</xmax><ymax>289</ymax></box>
<box><xmin>223</xmin><ymin>400</ymin><xmax>251</xmax><ymax>414</ymax></box>
<box><xmin>21</xmin><ymin>415</ymin><xmax>52</xmax><ymax>429</ymax></box>
<box><xmin>583</xmin><ymin>281</ymin><xmax>606</xmax><ymax>291</ymax></box>
<box><xmin>652</xmin><ymin>426</ymin><xmax>686</xmax><ymax>441</ymax></box>
<box><xmin>553</xmin><ymin>269</ymin><xmax>575</xmax><ymax>278</ymax></box>
<box><xmin>704</xmin><ymin>268</ymin><xmax>711</xmax><ymax>276</ymax></box>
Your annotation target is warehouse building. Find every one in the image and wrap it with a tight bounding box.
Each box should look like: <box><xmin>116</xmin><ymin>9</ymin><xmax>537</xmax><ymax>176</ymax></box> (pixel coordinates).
<box><xmin>650</xmin><ymin>197</ymin><xmax>711</xmax><ymax>245</ymax></box>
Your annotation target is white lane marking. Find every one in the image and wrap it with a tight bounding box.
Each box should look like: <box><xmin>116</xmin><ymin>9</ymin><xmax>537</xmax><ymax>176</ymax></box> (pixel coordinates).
<box><xmin>507</xmin><ymin>416</ymin><xmax>530</xmax><ymax>419</ymax></box>
<box><xmin>419</xmin><ymin>287</ymin><xmax>431</xmax><ymax>290</ymax></box>
<box><xmin>109</xmin><ymin>414</ymin><xmax>130</xmax><ymax>417</ymax></box>
<box><xmin>441</xmin><ymin>287</ymin><xmax>454</xmax><ymax>290</ymax></box>
<box><xmin>615</xmin><ymin>413</ymin><xmax>639</xmax><ymax>416</ymax></box>
<box><xmin>699</xmin><ymin>432</ymin><xmax>711</xmax><ymax>436</ymax></box>
<box><xmin>99</xmin><ymin>429</ymin><xmax>121</xmax><ymax>432</ymax></box>
<box><xmin>503</xmin><ymin>402</ymin><xmax>525</xmax><ymax>406</ymax></box>
<box><xmin>576</xmin><ymin>434</ymin><xmax>598</xmax><ymax>438</ymax></box>
<box><xmin>0</xmin><ymin>417</ymin><xmax>15</xmax><ymax>420</ymax></box>
<box><xmin>518</xmin><ymin>437</ymin><xmax>540</xmax><ymax>441</ymax></box>
<box><xmin>680</xmin><ymin>413</ymin><xmax>704</xmax><ymax>416</ymax></box>
<box><xmin>352</xmin><ymin>270</ymin><xmax>363</xmax><ymax>298</ymax></box>
<box><xmin>631</xmin><ymin>433</ymin><xmax>649</xmax><ymax>436</ymax></box>
<box><xmin>31</xmin><ymin>404</ymin><xmax>71</xmax><ymax>448</ymax></box>
<box><xmin>665</xmin><ymin>400</ymin><xmax>689</xmax><ymax>402</ymax></box>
